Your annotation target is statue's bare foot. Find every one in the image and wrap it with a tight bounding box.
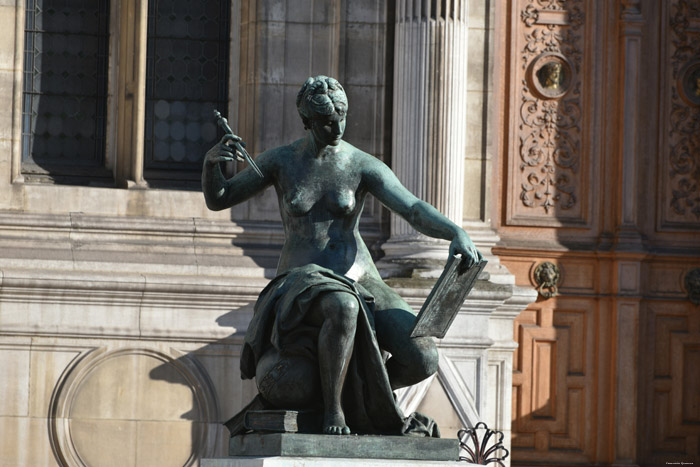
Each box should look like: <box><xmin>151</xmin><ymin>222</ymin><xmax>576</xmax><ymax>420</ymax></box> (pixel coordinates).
<box><xmin>323</xmin><ymin>410</ymin><xmax>350</xmax><ymax>435</ymax></box>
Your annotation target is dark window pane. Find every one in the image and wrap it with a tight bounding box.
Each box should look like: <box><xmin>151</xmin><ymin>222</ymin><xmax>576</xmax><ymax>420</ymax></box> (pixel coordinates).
<box><xmin>21</xmin><ymin>0</ymin><xmax>110</xmax><ymax>180</ymax></box>
<box><xmin>144</xmin><ymin>0</ymin><xmax>230</xmax><ymax>181</ymax></box>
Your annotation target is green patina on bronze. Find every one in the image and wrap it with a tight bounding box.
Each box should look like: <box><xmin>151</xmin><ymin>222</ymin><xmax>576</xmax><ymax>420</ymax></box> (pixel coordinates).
<box><xmin>228</xmin><ymin>433</ymin><xmax>460</xmax><ymax>461</ymax></box>
<box><xmin>202</xmin><ymin>76</ymin><xmax>482</xmax><ymax>437</ymax></box>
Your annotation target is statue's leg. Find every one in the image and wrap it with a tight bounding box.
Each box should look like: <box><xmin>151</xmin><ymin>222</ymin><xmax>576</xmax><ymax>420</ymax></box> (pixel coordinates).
<box><xmin>360</xmin><ymin>277</ymin><xmax>439</xmax><ymax>390</ymax></box>
<box><xmin>304</xmin><ymin>291</ymin><xmax>359</xmax><ymax>435</ymax></box>
<box><xmin>255</xmin><ymin>347</ymin><xmax>320</xmax><ymax>409</ymax></box>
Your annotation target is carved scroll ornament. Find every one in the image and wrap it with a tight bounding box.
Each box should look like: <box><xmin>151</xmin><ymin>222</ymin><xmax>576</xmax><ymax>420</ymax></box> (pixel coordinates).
<box><xmin>668</xmin><ymin>1</ymin><xmax>700</xmax><ymax>221</ymax></box>
<box><xmin>518</xmin><ymin>0</ymin><xmax>584</xmax><ymax>214</ymax></box>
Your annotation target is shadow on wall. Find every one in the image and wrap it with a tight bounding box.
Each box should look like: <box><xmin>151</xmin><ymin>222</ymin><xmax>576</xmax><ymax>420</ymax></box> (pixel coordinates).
<box><xmin>510</xmin><ymin>7</ymin><xmax>588</xmax><ymax>455</ymax></box>
<box><xmin>144</xmin><ymin>310</ymin><xmax>257</xmax><ymax>464</ymax></box>
<box><xmin>47</xmin><ymin>308</ymin><xmax>255</xmax><ymax>466</ymax></box>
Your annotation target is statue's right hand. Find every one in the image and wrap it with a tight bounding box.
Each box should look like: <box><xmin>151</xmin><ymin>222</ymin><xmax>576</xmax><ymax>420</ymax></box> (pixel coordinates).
<box><xmin>204</xmin><ymin>134</ymin><xmax>246</xmax><ymax>165</ymax></box>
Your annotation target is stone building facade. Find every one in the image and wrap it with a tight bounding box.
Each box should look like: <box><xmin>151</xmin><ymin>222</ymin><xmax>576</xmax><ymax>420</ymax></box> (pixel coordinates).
<box><xmin>0</xmin><ymin>0</ymin><xmax>698</xmax><ymax>466</ymax></box>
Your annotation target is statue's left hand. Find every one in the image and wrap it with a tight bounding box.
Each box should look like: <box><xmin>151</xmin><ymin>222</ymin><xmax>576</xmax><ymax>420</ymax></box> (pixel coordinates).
<box><xmin>449</xmin><ymin>232</ymin><xmax>482</xmax><ymax>267</ymax></box>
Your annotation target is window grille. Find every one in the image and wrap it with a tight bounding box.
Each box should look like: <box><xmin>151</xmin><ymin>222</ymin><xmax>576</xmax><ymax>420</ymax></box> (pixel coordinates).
<box><xmin>144</xmin><ymin>0</ymin><xmax>230</xmax><ymax>181</ymax></box>
<box><xmin>21</xmin><ymin>0</ymin><xmax>110</xmax><ymax>180</ymax></box>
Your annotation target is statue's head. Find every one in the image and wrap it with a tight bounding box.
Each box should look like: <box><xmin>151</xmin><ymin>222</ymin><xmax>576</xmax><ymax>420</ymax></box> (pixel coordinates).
<box><xmin>695</xmin><ymin>74</ymin><xmax>700</xmax><ymax>97</ymax></box>
<box><xmin>296</xmin><ymin>76</ymin><xmax>348</xmax><ymax>146</ymax></box>
<box><xmin>539</xmin><ymin>62</ymin><xmax>563</xmax><ymax>89</ymax></box>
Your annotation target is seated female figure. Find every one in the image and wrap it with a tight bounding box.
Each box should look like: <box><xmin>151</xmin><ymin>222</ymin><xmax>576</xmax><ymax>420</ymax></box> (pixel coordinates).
<box><xmin>202</xmin><ymin>76</ymin><xmax>480</xmax><ymax>436</ymax></box>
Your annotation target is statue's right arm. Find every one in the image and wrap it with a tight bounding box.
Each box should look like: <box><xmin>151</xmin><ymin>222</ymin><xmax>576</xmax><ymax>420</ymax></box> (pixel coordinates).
<box><xmin>201</xmin><ymin>135</ymin><xmax>274</xmax><ymax>211</ymax></box>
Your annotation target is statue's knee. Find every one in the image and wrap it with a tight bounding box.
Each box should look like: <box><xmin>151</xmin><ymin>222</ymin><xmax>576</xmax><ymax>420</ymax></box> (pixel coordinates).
<box><xmin>413</xmin><ymin>337</ymin><xmax>439</xmax><ymax>379</ymax></box>
<box><xmin>318</xmin><ymin>291</ymin><xmax>359</xmax><ymax>329</ymax></box>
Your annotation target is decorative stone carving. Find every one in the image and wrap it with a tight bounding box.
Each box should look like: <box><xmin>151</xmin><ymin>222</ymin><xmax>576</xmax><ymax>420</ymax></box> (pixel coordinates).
<box><xmin>685</xmin><ymin>268</ymin><xmax>700</xmax><ymax>305</ymax></box>
<box><xmin>678</xmin><ymin>61</ymin><xmax>700</xmax><ymax>106</ymax></box>
<box><xmin>517</xmin><ymin>0</ymin><xmax>584</xmax><ymax>215</ymax></box>
<box><xmin>527</xmin><ymin>52</ymin><xmax>575</xmax><ymax>100</ymax></box>
<box><xmin>533</xmin><ymin>261</ymin><xmax>560</xmax><ymax>298</ymax></box>
<box><xmin>667</xmin><ymin>1</ymin><xmax>700</xmax><ymax>222</ymax></box>
<box><xmin>621</xmin><ymin>0</ymin><xmax>642</xmax><ymax>16</ymax></box>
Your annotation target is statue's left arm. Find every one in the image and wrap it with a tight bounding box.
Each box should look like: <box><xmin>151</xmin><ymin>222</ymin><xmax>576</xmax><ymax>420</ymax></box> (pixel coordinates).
<box><xmin>361</xmin><ymin>154</ymin><xmax>481</xmax><ymax>265</ymax></box>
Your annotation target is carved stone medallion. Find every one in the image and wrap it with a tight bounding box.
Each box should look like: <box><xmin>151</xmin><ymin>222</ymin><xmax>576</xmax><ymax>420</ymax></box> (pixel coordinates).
<box><xmin>528</xmin><ymin>52</ymin><xmax>575</xmax><ymax>100</ymax></box>
<box><xmin>678</xmin><ymin>60</ymin><xmax>700</xmax><ymax>107</ymax></box>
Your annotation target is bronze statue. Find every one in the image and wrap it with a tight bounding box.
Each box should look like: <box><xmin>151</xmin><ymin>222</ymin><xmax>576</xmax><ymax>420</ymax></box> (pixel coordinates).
<box><xmin>202</xmin><ymin>76</ymin><xmax>481</xmax><ymax>436</ymax></box>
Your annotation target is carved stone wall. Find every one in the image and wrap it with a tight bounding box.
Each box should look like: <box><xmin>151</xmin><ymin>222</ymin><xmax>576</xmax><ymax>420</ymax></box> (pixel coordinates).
<box><xmin>640</xmin><ymin>277</ymin><xmax>700</xmax><ymax>464</ymax></box>
<box><xmin>660</xmin><ymin>0</ymin><xmax>700</xmax><ymax>228</ymax></box>
<box><xmin>507</xmin><ymin>0</ymin><xmax>590</xmax><ymax>226</ymax></box>
<box><xmin>494</xmin><ymin>0</ymin><xmax>700</xmax><ymax>465</ymax></box>
<box><xmin>498</xmin><ymin>253</ymin><xmax>610</xmax><ymax>464</ymax></box>
<box><xmin>640</xmin><ymin>2</ymin><xmax>700</xmax><ymax>463</ymax></box>
<box><xmin>511</xmin><ymin>298</ymin><xmax>597</xmax><ymax>460</ymax></box>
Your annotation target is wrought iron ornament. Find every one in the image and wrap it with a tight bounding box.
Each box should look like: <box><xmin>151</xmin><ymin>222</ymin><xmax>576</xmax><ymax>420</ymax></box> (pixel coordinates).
<box><xmin>144</xmin><ymin>0</ymin><xmax>231</xmax><ymax>172</ymax></box>
<box><xmin>21</xmin><ymin>0</ymin><xmax>110</xmax><ymax>169</ymax></box>
<box><xmin>685</xmin><ymin>268</ymin><xmax>700</xmax><ymax>305</ymax></box>
<box><xmin>534</xmin><ymin>261</ymin><xmax>560</xmax><ymax>298</ymax></box>
<box><xmin>458</xmin><ymin>422</ymin><xmax>509</xmax><ymax>466</ymax></box>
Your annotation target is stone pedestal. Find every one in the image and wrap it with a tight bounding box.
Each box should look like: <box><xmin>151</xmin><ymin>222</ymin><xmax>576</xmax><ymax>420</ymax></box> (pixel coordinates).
<box><xmin>229</xmin><ymin>433</ymin><xmax>458</xmax><ymax>461</ymax></box>
<box><xmin>202</xmin><ymin>458</ymin><xmax>475</xmax><ymax>467</ymax></box>
<box><xmin>200</xmin><ymin>433</ymin><xmax>480</xmax><ymax>467</ymax></box>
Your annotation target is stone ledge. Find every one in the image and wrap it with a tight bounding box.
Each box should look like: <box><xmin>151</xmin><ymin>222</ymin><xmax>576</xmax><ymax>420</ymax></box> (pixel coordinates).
<box><xmin>229</xmin><ymin>433</ymin><xmax>460</xmax><ymax>461</ymax></box>
<box><xmin>203</xmin><ymin>457</ymin><xmax>477</xmax><ymax>466</ymax></box>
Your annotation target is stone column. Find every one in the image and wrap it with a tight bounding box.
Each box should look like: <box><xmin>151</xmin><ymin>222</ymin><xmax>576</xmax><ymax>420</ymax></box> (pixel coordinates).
<box><xmin>379</xmin><ymin>0</ymin><xmax>469</xmax><ymax>278</ymax></box>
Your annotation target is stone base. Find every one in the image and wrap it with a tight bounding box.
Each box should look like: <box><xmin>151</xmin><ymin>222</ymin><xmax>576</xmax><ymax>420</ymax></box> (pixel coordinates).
<box><xmin>202</xmin><ymin>457</ymin><xmax>477</xmax><ymax>466</ymax></box>
<box><xmin>228</xmin><ymin>433</ymin><xmax>460</xmax><ymax>461</ymax></box>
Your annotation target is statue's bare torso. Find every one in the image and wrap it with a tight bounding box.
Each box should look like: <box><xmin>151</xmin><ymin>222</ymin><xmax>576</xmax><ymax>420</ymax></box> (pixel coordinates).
<box><xmin>270</xmin><ymin>139</ymin><xmax>381</xmax><ymax>285</ymax></box>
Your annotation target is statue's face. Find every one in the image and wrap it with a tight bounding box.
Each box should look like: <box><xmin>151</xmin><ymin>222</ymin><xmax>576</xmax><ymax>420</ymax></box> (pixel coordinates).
<box><xmin>310</xmin><ymin>107</ymin><xmax>347</xmax><ymax>147</ymax></box>
<box><xmin>545</xmin><ymin>63</ymin><xmax>562</xmax><ymax>89</ymax></box>
<box><xmin>695</xmin><ymin>76</ymin><xmax>700</xmax><ymax>96</ymax></box>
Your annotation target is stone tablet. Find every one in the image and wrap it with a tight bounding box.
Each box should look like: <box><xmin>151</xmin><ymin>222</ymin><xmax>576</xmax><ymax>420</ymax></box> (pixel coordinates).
<box><xmin>410</xmin><ymin>256</ymin><xmax>487</xmax><ymax>338</ymax></box>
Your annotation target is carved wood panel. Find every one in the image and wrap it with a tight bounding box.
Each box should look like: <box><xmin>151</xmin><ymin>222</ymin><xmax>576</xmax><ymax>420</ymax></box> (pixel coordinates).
<box><xmin>640</xmin><ymin>300</ymin><xmax>700</xmax><ymax>464</ymax></box>
<box><xmin>506</xmin><ymin>0</ymin><xmax>593</xmax><ymax>227</ymax></box>
<box><xmin>660</xmin><ymin>0</ymin><xmax>700</xmax><ymax>229</ymax></box>
<box><xmin>511</xmin><ymin>298</ymin><xmax>597</xmax><ymax>463</ymax></box>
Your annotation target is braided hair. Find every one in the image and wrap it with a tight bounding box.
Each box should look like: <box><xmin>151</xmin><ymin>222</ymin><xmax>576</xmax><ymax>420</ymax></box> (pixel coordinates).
<box><xmin>296</xmin><ymin>76</ymin><xmax>348</xmax><ymax>130</ymax></box>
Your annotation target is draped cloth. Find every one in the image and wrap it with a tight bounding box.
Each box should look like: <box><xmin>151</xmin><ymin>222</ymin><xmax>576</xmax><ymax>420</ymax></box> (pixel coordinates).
<box><xmin>240</xmin><ymin>264</ymin><xmax>439</xmax><ymax>437</ymax></box>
